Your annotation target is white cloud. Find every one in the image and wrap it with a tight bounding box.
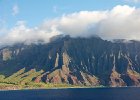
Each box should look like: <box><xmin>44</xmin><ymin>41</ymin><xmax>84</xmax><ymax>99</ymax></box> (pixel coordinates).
<box><xmin>12</xmin><ymin>4</ymin><xmax>19</xmax><ymax>16</ymax></box>
<box><xmin>1</xmin><ymin>5</ymin><xmax>140</xmax><ymax>46</ymax></box>
<box><xmin>0</xmin><ymin>20</ymin><xmax>60</xmax><ymax>46</ymax></box>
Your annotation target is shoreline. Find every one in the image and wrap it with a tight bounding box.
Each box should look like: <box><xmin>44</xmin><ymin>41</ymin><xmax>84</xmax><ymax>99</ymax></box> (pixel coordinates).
<box><xmin>1</xmin><ymin>86</ymin><xmax>140</xmax><ymax>91</ymax></box>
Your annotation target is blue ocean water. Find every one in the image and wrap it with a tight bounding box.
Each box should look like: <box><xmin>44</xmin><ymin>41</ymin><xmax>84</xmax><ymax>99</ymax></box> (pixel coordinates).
<box><xmin>0</xmin><ymin>87</ymin><xmax>140</xmax><ymax>100</ymax></box>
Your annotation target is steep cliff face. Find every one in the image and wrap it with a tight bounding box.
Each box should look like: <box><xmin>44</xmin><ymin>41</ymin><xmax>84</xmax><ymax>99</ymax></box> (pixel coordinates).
<box><xmin>0</xmin><ymin>36</ymin><xmax>140</xmax><ymax>87</ymax></box>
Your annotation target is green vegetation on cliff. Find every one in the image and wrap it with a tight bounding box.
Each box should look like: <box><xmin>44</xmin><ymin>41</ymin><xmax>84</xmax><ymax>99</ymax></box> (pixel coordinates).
<box><xmin>0</xmin><ymin>68</ymin><xmax>81</xmax><ymax>90</ymax></box>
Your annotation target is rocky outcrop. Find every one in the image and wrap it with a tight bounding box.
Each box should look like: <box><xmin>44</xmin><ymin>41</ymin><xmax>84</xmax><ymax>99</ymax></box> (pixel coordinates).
<box><xmin>109</xmin><ymin>69</ymin><xmax>126</xmax><ymax>87</ymax></box>
<box><xmin>54</xmin><ymin>53</ymin><xmax>59</xmax><ymax>68</ymax></box>
<box><xmin>80</xmin><ymin>71</ymin><xmax>99</xmax><ymax>86</ymax></box>
<box><xmin>2</xmin><ymin>49</ymin><xmax>12</xmax><ymax>61</ymax></box>
<box><xmin>122</xmin><ymin>69</ymin><xmax>140</xmax><ymax>86</ymax></box>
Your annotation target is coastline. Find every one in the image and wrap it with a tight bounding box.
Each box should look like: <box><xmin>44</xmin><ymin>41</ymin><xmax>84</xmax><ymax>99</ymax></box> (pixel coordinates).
<box><xmin>0</xmin><ymin>85</ymin><xmax>103</xmax><ymax>91</ymax></box>
<box><xmin>1</xmin><ymin>85</ymin><xmax>138</xmax><ymax>91</ymax></box>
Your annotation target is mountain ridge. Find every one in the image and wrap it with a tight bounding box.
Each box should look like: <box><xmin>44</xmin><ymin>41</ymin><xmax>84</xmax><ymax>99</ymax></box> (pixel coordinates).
<box><xmin>1</xmin><ymin>36</ymin><xmax>140</xmax><ymax>87</ymax></box>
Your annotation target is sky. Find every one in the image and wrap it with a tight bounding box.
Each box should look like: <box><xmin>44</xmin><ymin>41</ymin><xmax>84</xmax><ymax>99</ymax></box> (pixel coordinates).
<box><xmin>0</xmin><ymin>0</ymin><xmax>140</xmax><ymax>46</ymax></box>
<box><xmin>1</xmin><ymin>0</ymin><xmax>140</xmax><ymax>28</ymax></box>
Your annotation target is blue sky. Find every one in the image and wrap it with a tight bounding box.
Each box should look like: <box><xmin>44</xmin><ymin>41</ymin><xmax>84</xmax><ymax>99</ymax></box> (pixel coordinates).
<box><xmin>0</xmin><ymin>0</ymin><xmax>140</xmax><ymax>28</ymax></box>
<box><xmin>1</xmin><ymin>0</ymin><xmax>140</xmax><ymax>46</ymax></box>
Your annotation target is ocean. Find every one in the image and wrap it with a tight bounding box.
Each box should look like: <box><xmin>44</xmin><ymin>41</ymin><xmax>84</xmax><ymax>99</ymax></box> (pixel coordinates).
<box><xmin>0</xmin><ymin>87</ymin><xmax>139</xmax><ymax>100</ymax></box>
